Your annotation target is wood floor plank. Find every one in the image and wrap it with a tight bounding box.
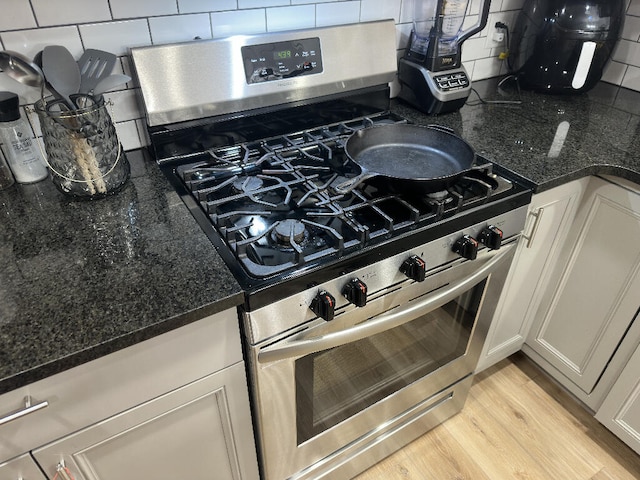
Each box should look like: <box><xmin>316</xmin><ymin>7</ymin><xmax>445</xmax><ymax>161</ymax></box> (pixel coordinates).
<box><xmin>355</xmin><ymin>355</ymin><xmax>640</xmax><ymax>480</ymax></box>
<box><xmin>442</xmin><ymin>394</ymin><xmax>553</xmax><ymax>479</ymax></box>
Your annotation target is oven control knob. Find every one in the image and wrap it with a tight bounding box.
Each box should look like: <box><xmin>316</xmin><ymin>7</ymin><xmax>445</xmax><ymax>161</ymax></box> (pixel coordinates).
<box><xmin>343</xmin><ymin>278</ymin><xmax>367</xmax><ymax>307</ymax></box>
<box><xmin>400</xmin><ymin>255</ymin><xmax>426</xmax><ymax>282</ymax></box>
<box><xmin>452</xmin><ymin>235</ymin><xmax>478</xmax><ymax>260</ymax></box>
<box><xmin>310</xmin><ymin>290</ymin><xmax>336</xmax><ymax>322</ymax></box>
<box><xmin>479</xmin><ymin>225</ymin><xmax>503</xmax><ymax>250</ymax></box>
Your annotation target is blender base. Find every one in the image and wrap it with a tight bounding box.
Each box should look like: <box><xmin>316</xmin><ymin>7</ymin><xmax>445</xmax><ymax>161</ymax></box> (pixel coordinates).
<box><xmin>398</xmin><ymin>59</ymin><xmax>471</xmax><ymax>115</ymax></box>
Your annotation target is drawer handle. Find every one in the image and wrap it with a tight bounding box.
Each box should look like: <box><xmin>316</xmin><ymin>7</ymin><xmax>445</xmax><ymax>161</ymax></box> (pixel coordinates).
<box><xmin>523</xmin><ymin>207</ymin><xmax>544</xmax><ymax>248</ymax></box>
<box><xmin>0</xmin><ymin>395</ymin><xmax>49</xmax><ymax>426</ymax></box>
<box><xmin>55</xmin><ymin>463</ymin><xmax>75</xmax><ymax>480</ymax></box>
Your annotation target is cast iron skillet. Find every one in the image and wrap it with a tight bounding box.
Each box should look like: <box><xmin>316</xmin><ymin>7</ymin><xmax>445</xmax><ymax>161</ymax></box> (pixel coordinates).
<box><xmin>332</xmin><ymin>124</ymin><xmax>476</xmax><ymax>195</ymax></box>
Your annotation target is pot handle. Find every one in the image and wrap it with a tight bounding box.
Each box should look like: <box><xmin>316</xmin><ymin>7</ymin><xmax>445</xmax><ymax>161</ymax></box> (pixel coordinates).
<box><xmin>331</xmin><ymin>171</ymin><xmax>377</xmax><ymax>195</ymax></box>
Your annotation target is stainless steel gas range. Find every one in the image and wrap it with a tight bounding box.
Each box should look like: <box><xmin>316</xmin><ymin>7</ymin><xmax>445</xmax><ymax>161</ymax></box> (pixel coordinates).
<box><xmin>131</xmin><ymin>20</ymin><xmax>532</xmax><ymax>480</ymax></box>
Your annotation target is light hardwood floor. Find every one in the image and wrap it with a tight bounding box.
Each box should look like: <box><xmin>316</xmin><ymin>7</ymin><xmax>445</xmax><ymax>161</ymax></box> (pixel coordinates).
<box><xmin>355</xmin><ymin>353</ymin><xmax>640</xmax><ymax>480</ymax></box>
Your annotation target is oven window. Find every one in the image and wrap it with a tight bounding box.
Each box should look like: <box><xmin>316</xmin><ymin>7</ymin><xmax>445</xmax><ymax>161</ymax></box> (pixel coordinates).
<box><xmin>295</xmin><ymin>280</ymin><xmax>486</xmax><ymax>444</ymax></box>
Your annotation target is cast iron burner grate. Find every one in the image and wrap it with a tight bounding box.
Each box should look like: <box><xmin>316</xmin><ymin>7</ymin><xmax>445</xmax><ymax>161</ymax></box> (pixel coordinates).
<box><xmin>176</xmin><ymin>113</ymin><xmax>513</xmax><ymax>278</ymax></box>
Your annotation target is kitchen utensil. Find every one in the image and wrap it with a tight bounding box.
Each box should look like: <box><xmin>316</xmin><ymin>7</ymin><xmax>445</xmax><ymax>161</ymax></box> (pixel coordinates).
<box><xmin>77</xmin><ymin>49</ymin><xmax>117</xmax><ymax>94</ymax></box>
<box><xmin>398</xmin><ymin>0</ymin><xmax>491</xmax><ymax>114</ymax></box>
<box><xmin>93</xmin><ymin>74</ymin><xmax>131</xmax><ymax>96</ymax></box>
<box><xmin>333</xmin><ymin>123</ymin><xmax>475</xmax><ymax>194</ymax></box>
<box><xmin>0</xmin><ymin>50</ymin><xmax>45</xmax><ymax>88</ymax></box>
<box><xmin>42</xmin><ymin>45</ymin><xmax>81</xmax><ymax>109</ymax></box>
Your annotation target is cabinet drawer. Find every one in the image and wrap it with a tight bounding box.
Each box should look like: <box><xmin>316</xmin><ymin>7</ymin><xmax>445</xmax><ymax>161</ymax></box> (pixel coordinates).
<box><xmin>0</xmin><ymin>453</ymin><xmax>46</xmax><ymax>480</ymax></box>
<box><xmin>33</xmin><ymin>362</ymin><xmax>258</xmax><ymax>480</ymax></box>
<box><xmin>0</xmin><ymin>309</ymin><xmax>242</xmax><ymax>463</ymax></box>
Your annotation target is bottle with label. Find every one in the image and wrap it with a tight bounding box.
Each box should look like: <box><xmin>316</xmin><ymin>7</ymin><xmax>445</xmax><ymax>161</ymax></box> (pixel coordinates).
<box><xmin>0</xmin><ymin>91</ymin><xmax>48</xmax><ymax>183</ymax></box>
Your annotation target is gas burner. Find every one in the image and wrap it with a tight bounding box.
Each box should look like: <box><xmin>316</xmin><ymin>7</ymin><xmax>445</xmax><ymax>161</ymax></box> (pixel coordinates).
<box><xmin>233</xmin><ymin>176</ymin><xmax>264</xmax><ymax>193</ymax></box>
<box><xmin>273</xmin><ymin>219</ymin><xmax>307</xmax><ymax>246</ymax></box>
<box><xmin>425</xmin><ymin>190</ymin><xmax>449</xmax><ymax>201</ymax></box>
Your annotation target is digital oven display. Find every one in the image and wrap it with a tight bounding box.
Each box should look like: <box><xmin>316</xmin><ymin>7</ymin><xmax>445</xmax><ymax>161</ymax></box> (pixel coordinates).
<box><xmin>241</xmin><ymin>37</ymin><xmax>323</xmax><ymax>84</ymax></box>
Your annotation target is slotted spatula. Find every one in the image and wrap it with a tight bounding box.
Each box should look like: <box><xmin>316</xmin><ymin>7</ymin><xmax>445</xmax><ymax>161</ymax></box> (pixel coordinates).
<box><xmin>77</xmin><ymin>49</ymin><xmax>117</xmax><ymax>94</ymax></box>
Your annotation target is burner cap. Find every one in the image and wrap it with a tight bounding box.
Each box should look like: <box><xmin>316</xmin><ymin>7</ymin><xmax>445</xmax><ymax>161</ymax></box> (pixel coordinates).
<box><xmin>233</xmin><ymin>176</ymin><xmax>264</xmax><ymax>193</ymax></box>
<box><xmin>425</xmin><ymin>190</ymin><xmax>449</xmax><ymax>201</ymax></box>
<box><xmin>274</xmin><ymin>219</ymin><xmax>306</xmax><ymax>245</ymax></box>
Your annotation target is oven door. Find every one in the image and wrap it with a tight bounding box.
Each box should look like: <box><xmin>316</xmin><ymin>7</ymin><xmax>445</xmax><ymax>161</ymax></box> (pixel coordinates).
<box><xmin>248</xmin><ymin>240</ymin><xmax>518</xmax><ymax>480</ymax></box>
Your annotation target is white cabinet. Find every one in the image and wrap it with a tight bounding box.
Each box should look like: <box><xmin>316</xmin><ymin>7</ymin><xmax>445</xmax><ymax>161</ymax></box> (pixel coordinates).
<box><xmin>0</xmin><ymin>309</ymin><xmax>259</xmax><ymax>480</ymax></box>
<box><xmin>0</xmin><ymin>453</ymin><xmax>46</xmax><ymax>480</ymax></box>
<box><xmin>596</xmin><ymin>338</ymin><xmax>640</xmax><ymax>454</ymax></box>
<box><xmin>477</xmin><ymin>178</ymin><xmax>588</xmax><ymax>372</ymax></box>
<box><xmin>523</xmin><ymin>176</ymin><xmax>640</xmax><ymax>410</ymax></box>
<box><xmin>32</xmin><ymin>362</ymin><xmax>255</xmax><ymax>480</ymax></box>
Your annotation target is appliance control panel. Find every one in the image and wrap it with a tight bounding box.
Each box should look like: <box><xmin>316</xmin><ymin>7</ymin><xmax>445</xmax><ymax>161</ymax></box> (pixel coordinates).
<box><xmin>434</xmin><ymin>71</ymin><xmax>469</xmax><ymax>92</ymax></box>
<box><xmin>242</xmin><ymin>37</ymin><xmax>324</xmax><ymax>84</ymax></box>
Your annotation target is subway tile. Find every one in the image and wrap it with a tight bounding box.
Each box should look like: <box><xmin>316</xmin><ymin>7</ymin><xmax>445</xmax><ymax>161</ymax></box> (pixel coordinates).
<box><xmin>397</xmin><ymin>22</ymin><xmax>412</xmax><ymax>50</ymax></box>
<box><xmin>31</xmin><ymin>0</ymin><xmax>111</xmax><ymax>27</ymax></box>
<box><xmin>149</xmin><ymin>14</ymin><xmax>212</xmax><ymax>45</ymax></box>
<box><xmin>293</xmin><ymin>0</ymin><xmax>333</xmax><ymax>4</ymax></box>
<box><xmin>622</xmin><ymin>14</ymin><xmax>640</xmax><ymax>41</ymax></box>
<box><xmin>2</xmin><ymin>26</ymin><xmax>84</xmax><ymax>59</ymax></box>
<box><xmin>501</xmin><ymin>0</ymin><xmax>525</xmax><ymax>11</ymax></box>
<box><xmin>239</xmin><ymin>0</ymin><xmax>289</xmax><ymax>8</ymax></box>
<box><xmin>602</xmin><ymin>60</ymin><xmax>628</xmax><ymax>86</ymax></box>
<box><xmin>266</xmin><ymin>5</ymin><xmax>315</xmax><ymax>32</ymax></box>
<box><xmin>0</xmin><ymin>0</ymin><xmax>37</xmax><ymax>31</ymax></box>
<box><xmin>110</xmin><ymin>0</ymin><xmax>178</xmax><ymax>19</ymax></box>
<box><xmin>461</xmin><ymin>37</ymin><xmax>488</xmax><ymax>62</ymax></box>
<box><xmin>622</xmin><ymin>65</ymin><xmax>640</xmax><ymax>90</ymax></box>
<box><xmin>471</xmin><ymin>56</ymin><xmax>502</xmax><ymax>80</ymax></box>
<box><xmin>628</xmin><ymin>0</ymin><xmax>640</xmax><ymax>16</ymax></box>
<box><xmin>115</xmin><ymin>120</ymin><xmax>142</xmax><ymax>151</ymax></box>
<box><xmin>212</xmin><ymin>9</ymin><xmax>267</xmax><ymax>37</ymax></box>
<box><xmin>179</xmin><ymin>0</ymin><xmax>238</xmax><ymax>14</ymax></box>
<box><xmin>360</xmin><ymin>0</ymin><xmax>402</xmax><ymax>23</ymax></box>
<box><xmin>612</xmin><ymin>39</ymin><xmax>640</xmax><ymax>67</ymax></box>
<box><xmin>316</xmin><ymin>2</ymin><xmax>361</xmax><ymax>27</ymax></box>
<box><xmin>79</xmin><ymin>20</ymin><xmax>152</xmax><ymax>56</ymax></box>
<box><xmin>105</xmin><ymin>89</ymin><xmax>141</xmax><ymax>122</ymax></box>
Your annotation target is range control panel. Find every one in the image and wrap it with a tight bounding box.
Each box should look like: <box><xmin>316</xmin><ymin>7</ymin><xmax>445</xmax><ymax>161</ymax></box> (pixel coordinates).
<box><xmin>242</xmin><ymin>37</ymin><xmax>323</xmax><ymax>84</ymax></box>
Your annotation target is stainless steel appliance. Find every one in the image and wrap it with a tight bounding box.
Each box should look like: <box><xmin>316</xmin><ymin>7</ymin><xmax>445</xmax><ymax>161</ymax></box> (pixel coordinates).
<box><xmin>398</xmin><ymin>0</ymin><xmax>491</xmax><ymax>114</ymax></box>
<box><xmin>131</xmin><ymin>20</ymin><xmax>532</xmax><ymax>480</ymax></box>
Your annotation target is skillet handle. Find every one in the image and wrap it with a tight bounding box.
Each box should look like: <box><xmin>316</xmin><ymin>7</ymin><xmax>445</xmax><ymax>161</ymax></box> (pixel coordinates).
<box><xmin>331</xmin><ymin>172</ymin><xmax>376</xmax><ymax>195</ymax></box>
<box><xmin>426</xmin><ymin>124</ymin><xmax>456</xmax><ymax>135</ymax></box>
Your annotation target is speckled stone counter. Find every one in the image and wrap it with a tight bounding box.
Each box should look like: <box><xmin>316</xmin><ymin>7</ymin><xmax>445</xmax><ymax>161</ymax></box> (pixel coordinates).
<box><xmin>0</xmin><ymin>150</ymin><xmax>243</xmax><ymax>395</ymax></box>
<box><xmin>2</xmin><ymin>79</ymin><xmax>640</xmax><ymax>396</ymax></box>
<box><xmin>392</xmin><ymin>78</ymin><xmax>640</xmax><ymax>192</ymax></box>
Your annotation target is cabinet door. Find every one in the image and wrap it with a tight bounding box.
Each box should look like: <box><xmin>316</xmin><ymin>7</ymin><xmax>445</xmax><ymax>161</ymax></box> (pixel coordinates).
<box><xmin>525</xmin><ymin>177</ymin><xmax>640</xmax><ymax>400</ymax></box>
<box><xmin>0</xmin><ymin>453</ymin><xmax>47</xmax><ymax>480</ymax></box>
<box><xmin>33</xmin><ymin>362</ymin><xmax>259</xmax><ymax>480</ymax></box>
<box><xmin>477</xmin><ymin>179</ymin><xmax>587</xmax><ymax>372</ymax></box>
<box><xmin>595</xmin><ymin>339</ymin><xmax>640</xmax><ymax>455</ymax></box>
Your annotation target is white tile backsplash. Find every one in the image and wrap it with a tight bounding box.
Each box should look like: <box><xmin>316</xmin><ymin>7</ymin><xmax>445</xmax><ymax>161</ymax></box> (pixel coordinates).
<box><xmin>79</xmin><ymin>20</ymin><xmax>152</xmax><ymax>56</ymax></box>
<box><xmin>0</xmin><ymin>0</ymin><xmax>37</xmax><ymax>31</ymax></box>
<box><xmin>110</xmin><ymin>0</ymin><xmax>179</xmax><ymax>19</ymax></box>
<box><xmin>266</xmin><ymin>5</ymin><xmax>315</xmax><ymax>32</ymax></box>
<box><xmin>179</xmin><ymin>0</ymin><xmax>238</xmax><ymax>14</ymax></box>
<box><xmin>31</xmin><ymin>0</ymin><xmax>111</xmax><ymax>27</ymax></box>
<box><xmin>149</xmin><ymin>14</ymin><xmax>213</xmax><ymax>45</ymax></box>
<box><xmin>316</xmin><ymin>2</ymin><xmax>361</xmax><ymax>27</ymax></box>
<box><xmin>211</xmin><ymin>9</ymin><xmax>266</xmax><ymax>37</ymax></box>
<box><xmin>0</xmin><ymin>0</ymin><xmax>638</xmax><ymax>152</ymax></box>
<box><xmin>360</xmin><ymin>0</ymin><xmax>401</xmax><ymax>23</ymax></box>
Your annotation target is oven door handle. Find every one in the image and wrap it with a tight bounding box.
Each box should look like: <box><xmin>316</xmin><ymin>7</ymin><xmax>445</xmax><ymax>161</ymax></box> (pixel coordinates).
<box><xmin>257</xmin><ymin>243</ymin><xmax>515</xmax><ymax>364</ymax></box>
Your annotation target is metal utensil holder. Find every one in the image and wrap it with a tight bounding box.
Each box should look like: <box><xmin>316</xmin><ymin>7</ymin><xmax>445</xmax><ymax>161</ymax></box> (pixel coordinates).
<box><xmin>34</xmin><ymin>96</ymin><xmax>130</xmax><ymax>199</ymax></box>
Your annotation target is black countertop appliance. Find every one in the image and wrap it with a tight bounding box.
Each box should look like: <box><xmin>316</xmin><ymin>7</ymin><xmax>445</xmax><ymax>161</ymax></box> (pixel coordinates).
<box><xmin>510</xmin><ymin>0</ymin><xmax>625</xmax><ymax>93</ymax></box>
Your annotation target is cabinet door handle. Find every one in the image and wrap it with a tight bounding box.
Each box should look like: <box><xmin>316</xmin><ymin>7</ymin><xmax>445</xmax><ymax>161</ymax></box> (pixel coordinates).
<box><xmin>523</xmin><ymin>207</ymin><xmax>544</xmax><ymax>248</ymax></box>
<box><xmin>0</xmin><ymin>395</ymin><xmax>49</xmax><ymax>426</ymax></box>
<box><xmin>55</xmin><ymin>463</ymin><xmax>75</xmax><ymax>480</ymax></box>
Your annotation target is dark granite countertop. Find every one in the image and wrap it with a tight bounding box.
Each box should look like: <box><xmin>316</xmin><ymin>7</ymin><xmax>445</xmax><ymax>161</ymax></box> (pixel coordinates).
<box><xmin>0</xmin><ymin>150</ymin><xmax>243</xmax><ymax>395</ymax></box>
<box><xmin>2</xmin><ymin>79</ymin><xmax>639</xmax><ymax>396</ymax></box>
<box><xmin>392</xmin><ymin>78</ymin><xmax>640</xmax><ymax>193</ymax></box>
